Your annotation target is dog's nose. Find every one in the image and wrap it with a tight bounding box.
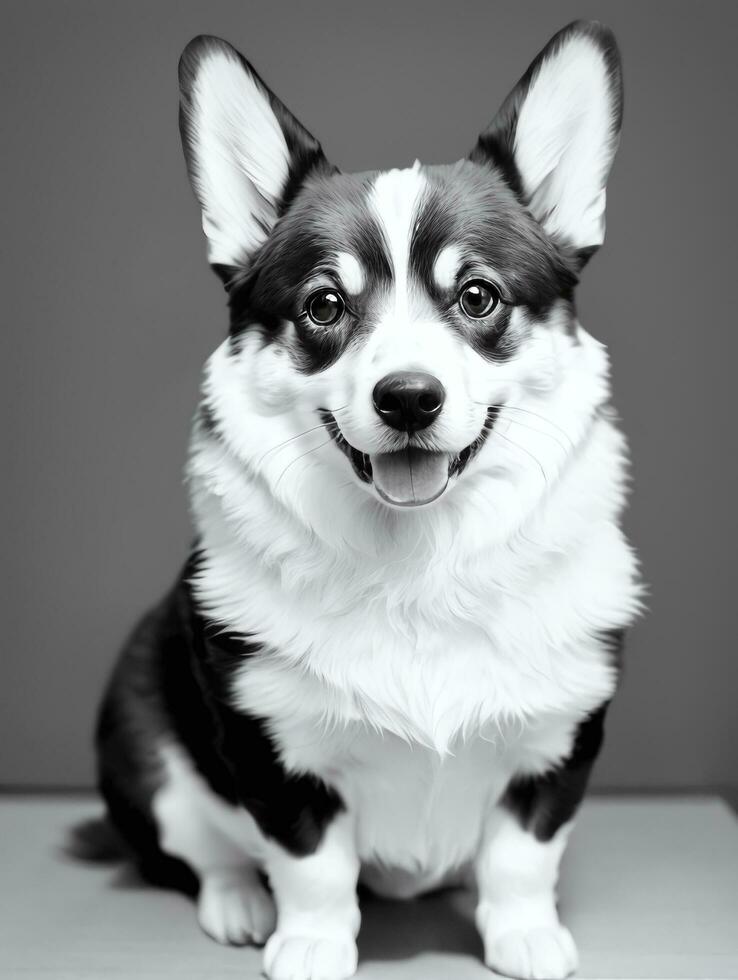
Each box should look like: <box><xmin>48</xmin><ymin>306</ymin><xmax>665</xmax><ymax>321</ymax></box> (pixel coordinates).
<box><xmin>372</xmin><ymin>371</ymin><xmax>446</xmax><ymax>433</ymax></box>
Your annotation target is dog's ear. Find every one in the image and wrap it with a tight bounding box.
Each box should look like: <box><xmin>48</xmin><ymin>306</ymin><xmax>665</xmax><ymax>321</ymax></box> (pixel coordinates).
<box><xmin>179</xmin><ymin>36</ymin><xmax>331</xmax><ymax>284</ymax></box>
<box><xmin>470</xmin><ymin>21</ymin><xmax>623</xmax><ymax>259</ymax></box>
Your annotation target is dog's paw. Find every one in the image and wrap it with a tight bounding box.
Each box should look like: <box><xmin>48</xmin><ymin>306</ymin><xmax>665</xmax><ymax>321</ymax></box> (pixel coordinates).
<box><xmin>483</xmin><ymin>924</ymin><xmax>578</xmax><ymax>980</ymax></box>
<box><xmin>197</xmin><ymin>869</ymin><xmax>276</xmax><ymax>946</ymax></box>
<box><xmin>262</xmin><ymin>932</ymin><xmax>358</xmax><ymax>980</ymax></box>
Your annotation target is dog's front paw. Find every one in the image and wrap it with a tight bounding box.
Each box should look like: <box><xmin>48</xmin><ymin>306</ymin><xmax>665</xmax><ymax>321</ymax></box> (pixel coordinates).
<box><xmin>483</xmin><ymin>924</ymin><xmax>578</xmax><ymax>980</ymax></box>
<box><xmin>262</xmin><ymin>931</ymin><xmax>358</xmax><ymax>980</ymax></box>
<box><xmin>197</xmin><ymin>869</ymin><xmax>276</xmax><ymax>946</ymax></box>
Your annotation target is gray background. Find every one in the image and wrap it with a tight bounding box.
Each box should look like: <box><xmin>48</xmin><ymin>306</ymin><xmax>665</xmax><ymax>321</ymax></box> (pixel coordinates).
<box><xmin>2</xmin><ymin>0</ymin><xmax>736</xmax><ymax>792</ymax></box>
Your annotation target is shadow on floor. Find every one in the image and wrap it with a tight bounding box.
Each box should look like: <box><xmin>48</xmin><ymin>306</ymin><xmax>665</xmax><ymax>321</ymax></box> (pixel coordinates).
<box><xmin>358</xmin><ymin>887</ymin><xmax>482</xmax><ymax>963</ymax></box>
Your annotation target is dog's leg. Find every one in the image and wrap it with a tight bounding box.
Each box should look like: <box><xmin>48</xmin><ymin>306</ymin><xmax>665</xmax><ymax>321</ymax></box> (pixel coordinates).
<box><xmin>475</xmin><ymin>705</ymin><xmax>608</xmax><ymax>979</ymax></box>
<box><xmin>191</xmin><ymin>619</ymin><xmax>360</xmax><ymax>977</ymax></box>
<box><xmin>262</xmin><ymin>812</ymin><xmax>360</xmax><ymax>980</ymax></box>
<box><xmin>475</xmin><ymin>811</ymin><xmax>577</xmax><ymax>980</ymax></box>
<box><xmin>153</xmin><ymin>745</ymin><xmax>276</xmax><ymax>947</ymax></box>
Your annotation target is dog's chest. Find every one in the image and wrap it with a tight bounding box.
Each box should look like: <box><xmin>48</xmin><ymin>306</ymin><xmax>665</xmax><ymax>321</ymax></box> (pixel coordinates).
<box><xmin>228</xmin><ymin>571</ymin><xmax>617</xmax><ymax>759</ymax></box>
<box><xmin>335</xmin><ymin>728</ymin><xmax>510</xmax><ymax>895</ymax></box>
<box><xmin>264</xmin><ymin>707</ymin><xmax>576</xmax><ymax>897</ymax></box>
<box><xmin>233</xmin><ymin>650</ymin><xmax>583</xmax><ymax>896</ymax></box>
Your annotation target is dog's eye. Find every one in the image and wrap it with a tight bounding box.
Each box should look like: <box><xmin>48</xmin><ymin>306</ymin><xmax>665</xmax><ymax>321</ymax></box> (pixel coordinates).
<box><xmin>458</xmin><ymin>280</ymin><xmax>501</xmax><ymax>319</ymax></box>
<box><xmin>305</xmin><ymin>288</ymin><xmax>345</xmax><ymax>326</ymax></box>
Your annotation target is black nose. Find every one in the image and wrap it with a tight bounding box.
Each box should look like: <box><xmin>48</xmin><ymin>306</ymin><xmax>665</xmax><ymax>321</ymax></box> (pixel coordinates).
<box><xmin>372</xmin><ymin>371</ymin><xmax>446</xmax><ymax>433</ymax></box>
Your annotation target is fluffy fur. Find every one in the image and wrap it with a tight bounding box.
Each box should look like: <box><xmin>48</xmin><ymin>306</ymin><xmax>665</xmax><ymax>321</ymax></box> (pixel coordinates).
<box><xmin>94</xmin><ymin>20</ymin><xmax>641</xmax><ymax>980</ymax></box>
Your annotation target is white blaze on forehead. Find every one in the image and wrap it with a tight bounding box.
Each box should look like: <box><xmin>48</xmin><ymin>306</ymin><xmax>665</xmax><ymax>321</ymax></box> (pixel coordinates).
<box><xmin>432</xmin><ymin>244</ymin><xmax>462</xmax><ymax>291</ymax></box>
<box><xmin>336</xmin><ymin>251</ymin><xmax>364</xmax><ymax>296</ymax></box>
<box><xmin>369</xmin><ymin>163</ymin><xmax>427</xmax><ymax>318</ymax></box>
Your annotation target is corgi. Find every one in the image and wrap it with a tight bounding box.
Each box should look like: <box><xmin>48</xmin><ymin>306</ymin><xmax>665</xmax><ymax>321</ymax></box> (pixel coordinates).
<box><xmin>94</xmin><ymin>20</ymin><xmax>641</xmax><ymax>980</ymax></box>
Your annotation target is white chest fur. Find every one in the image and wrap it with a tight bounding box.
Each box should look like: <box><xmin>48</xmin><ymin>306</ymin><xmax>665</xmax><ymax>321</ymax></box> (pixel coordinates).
<box><xmin>230</xmin><ymin>657</ymin><xmax>586</xmax><ymax>895</ymax></box>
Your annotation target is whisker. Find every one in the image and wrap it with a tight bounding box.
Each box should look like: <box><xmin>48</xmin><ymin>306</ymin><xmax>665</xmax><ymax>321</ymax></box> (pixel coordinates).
<box><xmin>492</xmin><ymin>429</ymin><xmax>548</xmax><ymax>487</ymax></box>
<box><xmin>273</xmin><ymin>438</ymin><xmax>332</xmax><ymax>493</ymax></box>
<box><xmin>500</xmin><ymin>405</ymin><xmax>575</xmax><ymax>450</ymax></box>
<box><xmin>255</xmin><ymin>421</ymin><xmax>332</xmax><ymax>469</ymax></box>
<box><xmin>255</xmin><ymin>404</ymin><xmax>348</xmax><ymax>470</ymax></box>
<box><xmin>472</xmin><ymin>400</ymin><xmax>575</xmax><ymax>450</ymax></box>
<box><xmin>497</xmin><ymin>414</ymin><xmax>570</xmax><ymax>455</ymax></box>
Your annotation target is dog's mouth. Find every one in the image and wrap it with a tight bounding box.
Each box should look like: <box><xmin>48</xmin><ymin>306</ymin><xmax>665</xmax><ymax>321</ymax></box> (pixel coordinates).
<box><xmin>319</xmin><ymin>408</ymin><xmax>498</xmax><ymax>508</ymax></box>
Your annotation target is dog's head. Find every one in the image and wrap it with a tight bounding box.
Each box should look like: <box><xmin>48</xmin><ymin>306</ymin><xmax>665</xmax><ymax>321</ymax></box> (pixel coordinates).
<box><xmin>180</xmin><ymin>22</ymin><xmax>622</xmax><ymax>519</ymax></box>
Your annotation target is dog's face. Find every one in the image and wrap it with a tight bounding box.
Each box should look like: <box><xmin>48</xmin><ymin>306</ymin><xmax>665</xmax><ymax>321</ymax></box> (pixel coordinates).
<box><xmin>180</xmin><ymin>24</ymin><xmax>622</xmax><ymax>513</ymax></box>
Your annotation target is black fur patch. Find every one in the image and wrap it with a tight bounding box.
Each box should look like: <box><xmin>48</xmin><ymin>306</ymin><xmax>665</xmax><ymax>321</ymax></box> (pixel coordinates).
<box><xmin>412</xmin><ymin>163</ymin><xmax>577</xmax><ymax>310</ymax></box>
<box><xmin>187</xmin><ymin>568</ymin><xmax>345</xmax><ymax>856</ymax></box>
<box><xmin>501</xmin><ymin>628</ymin><xmax>626</xmax><ymax>841</ymax></box>
<box><xmin>96</xmin><ymin>581</ymin><xmax>213</xmax><ymax>894</ymax></box>
<box><xmin>96</xmin><ymin>556</ymin><xmax>345</xmax><ymax>885</ymax></box>
<box><xmin>408</xmin><ymin>162</ymin><xmax>579</xmax><ymax>362</ymax></box>
<box><xmin>226</xmin><ymin>170</ymin><xmax>393</xmax><ymax>374</ymax></box>
<box><xmin>502</xmin><ymin>703</ymin><xmax>608</xmax><ymax>843</ymax></box>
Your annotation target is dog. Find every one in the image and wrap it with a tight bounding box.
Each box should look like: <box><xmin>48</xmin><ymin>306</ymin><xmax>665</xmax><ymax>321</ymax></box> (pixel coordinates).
<box><xmin>93</xmin><ymin>20</ymin><xmax>642</xmax><ymax>980</ymax></box>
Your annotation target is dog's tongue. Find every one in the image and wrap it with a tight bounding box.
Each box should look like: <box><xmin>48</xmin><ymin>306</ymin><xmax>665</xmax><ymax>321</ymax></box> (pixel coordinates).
<box><xmin>371</xmin><ymin>448</ymin><xmax>450</xmax><ymax>507</ymax></box>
